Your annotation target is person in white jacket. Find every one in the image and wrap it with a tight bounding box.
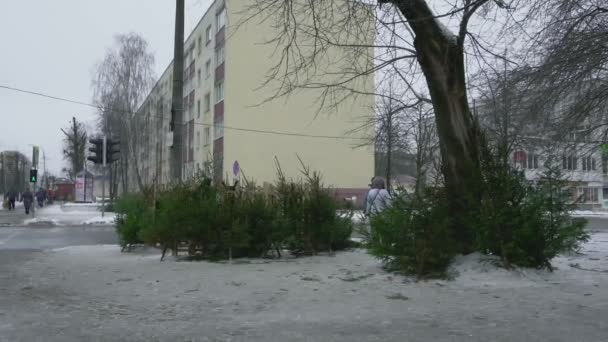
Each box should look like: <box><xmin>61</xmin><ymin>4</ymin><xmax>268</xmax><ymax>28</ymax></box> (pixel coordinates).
<box><xmin>365</xmin><ymin>177</ymin><xmax>391</xmax><ymax>216</ymax></box>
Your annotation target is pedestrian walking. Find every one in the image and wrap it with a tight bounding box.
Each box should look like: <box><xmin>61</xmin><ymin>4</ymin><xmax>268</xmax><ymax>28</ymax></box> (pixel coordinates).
<box><xmin>36</xmin><ymin>189</ymin><xmax>45</xmax><ymax>208</ymax></box>
<box><xmin>364</xmin><ymin>177</ymin><xmax>391</xmax><ymax>217</ymax></box>
<box><xmin>7</xmin><ymin>190</ymin><xmax>16</xmax><ymax>211</ymax></box>
<box><xmin>22</xmin><ymin>189</ymin><xmax>34</xmax><ymax>215</ymax></box>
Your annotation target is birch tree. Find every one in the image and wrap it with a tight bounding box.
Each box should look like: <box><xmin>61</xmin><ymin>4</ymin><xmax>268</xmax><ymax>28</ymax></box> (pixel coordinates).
<box><xmin>92</xmin><ymin>33</ymin><xmax>156</xmax><ymax>194</ymax></box>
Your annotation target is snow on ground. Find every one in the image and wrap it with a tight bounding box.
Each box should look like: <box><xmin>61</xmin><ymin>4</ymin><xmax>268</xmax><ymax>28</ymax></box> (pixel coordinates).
<box><xmin>1</xmin><ymin>233</ymin><xmax>607</xmax><ymax>341</ymax></box>
<box><xmin>82</xmin><ymin>213</ymin><xmax>117</xmax><ymax>225</ymax></box>
<box><xmin>339</xmin><ymin>210</ymin><xmax>366</xmax><ymax>224</ymax></box>
<box><xmin>572</xmin><ymin>210</ymin><xmax>608</xmax><ymax>217</ymax></box>
<box><xmin>61</xmin><ymin>202</ymin><xmax>101</xmax><ymax>212</ymax></box>
<box><xmin>22</xmin><ymin>217</ymin><xmax>62</xmax><ymax>226</ymax></box>
<box><xmin>61</xmin><ymin>202</ymin><xmax>100</xmax><ymax>207</ymax></box>
<box><xmin>20</xmin><ymin>204</ymin><xmax>113</xmax><ymax>226</ymax></box>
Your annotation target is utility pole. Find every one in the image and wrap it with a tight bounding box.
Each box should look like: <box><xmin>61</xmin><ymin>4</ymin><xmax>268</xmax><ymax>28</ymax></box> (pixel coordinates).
<box><xmin>42</xmin><ymin>150</ymin><xmax>46</xmax><ymax>189</ymax></box>
<box><xmin>170</xmin><ymin>0</ymin><xmax>185</xmax><ymax>183</ymax></box>
<box><xmin>102</xmin><ymin>136</ymin><xmax>107</xmax><ymax>218</ymax></box>
<box><xmin>386</xmin><ymin>111</ymin><xmax>393</xmax><ymax>194</ymax></box>
<box><xmin>1</xmin><ymin>152</ymin><xmax>5</xmax><ymax>195</ymax></box>
<box><xmin>32</xmin><ymin>146</ymin><xmax>39</xmax><ymax>216</ymax></box>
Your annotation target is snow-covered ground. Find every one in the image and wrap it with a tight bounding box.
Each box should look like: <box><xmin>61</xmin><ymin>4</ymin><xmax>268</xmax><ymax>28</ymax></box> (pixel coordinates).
<box><xmin>61</xmin><ymin>202</ymin><xmax>101</xmax><ymax>212</ymax></box>
<box><xmin>571</xmin><ymin>210</ymin><xmax>608</xmax><ymax>217</ymax></box>
<box><xmin>20</xmin><ymin>204</ymin><xmax>115</xmax><ymax>226</ymax></box>
<box><xmin>339</xmin><ymin>210</ymin><xmax>366</xmax><ymax>224</ymax></box>
<box><xmin>82</xmin><ymin>214</ymin><xmax>116</xmax><ymax>225</ymax></box>
<box><xmin>1</xmin><ymin>233</ymin><xmax>607</xmax><ymax>341</ymax></box>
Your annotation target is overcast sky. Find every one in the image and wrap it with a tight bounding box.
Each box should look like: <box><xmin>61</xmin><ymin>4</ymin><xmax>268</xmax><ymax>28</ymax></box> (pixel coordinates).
<box><xmin>0</xmin><ymin>0</ymin><xmax>212</xmax><ymax>175</ymax></box>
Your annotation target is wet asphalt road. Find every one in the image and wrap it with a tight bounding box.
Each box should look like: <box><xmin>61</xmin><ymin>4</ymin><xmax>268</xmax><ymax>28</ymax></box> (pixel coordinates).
<box><xmin>0</xmin><ymin>208</ymin><xmax>118</xmax><ymax>250</ymax></box>
<box><xmin>0</xmin><ymin>226</ymin><xmax>117</xmax><ymax>250</ymax></box>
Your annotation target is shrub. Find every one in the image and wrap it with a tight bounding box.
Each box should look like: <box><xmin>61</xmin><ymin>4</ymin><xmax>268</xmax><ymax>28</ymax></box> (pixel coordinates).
<box><xmin>368</xmin><ymin>146</ymin><xmax>590</xmax><ymax>277</ymax></box>
<box><xmin>114</xmin><ymin>193</ymin><xmax>151</xmax><ymax>249</ymax></box>
<box><xmin>367</xmin><ymin>187</ymin><xmax>457</xmax><ymax>277</ymax></box>
<box><xmin>118</xmin><ymin>164</ymin><xmax>354</xmax><ymax>260</ymax></box>
<box><xmin>239</xmin><ymin>185</ymin><xmax>285</xmax><ymax>257</ymax></box>
<box><xmin>275</xmin><ymin>162</ymin><xmax>353</xmax><ymax>256</ymax></box>
<box><xmin>476</xmin><ymin>150</ymin><xmax>589</xmax><ymax>269</ymax></box>
<box><xmin>140</xmin><ymin>183</ymin><xmax>198</xmax><ymax>257</ymax></box>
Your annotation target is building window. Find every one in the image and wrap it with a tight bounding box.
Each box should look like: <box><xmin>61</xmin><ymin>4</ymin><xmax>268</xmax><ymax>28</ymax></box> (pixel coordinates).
<box><xmin>215</xmin><ymin>45</ymin><xmax>225</xmax><ymax>65</ymax></box>
<box><xmin>568</xmin><ymin>126</ymin><xmax>591</xmax><ymax>143</ymax></box>
<box><xmin>197</xmin><ymin>69</ymin><xmax>201</xmax><ymax>86</ymax></box>
<box><xmin>216</xmin><ymin>6</ymin><xmax>226</xmax><ymax>31</ymax></box>
<box><xmin>204</xmin><ymin>127</ymin><xmax>210</xmax><ymax>145</ymax></box>
<box><xmin>206</xmin><ymin>25</ymin><xmax>212</xmax><ymax>45</ymax></box>
<box><xmin>582</xmin><ymin>156</ymin><xmax>596</xmax><ymax>171</ymax></box>
<box><xmin>189</xmin><ymin>60</ymin><xmax>195</xmax><ymax>82</ymax></box>
<box><xmin>204</xmin><ymin>93</ymin><xmax>211</xmax><ymax>113</ymax></box>
<box><xmin>183</xmin><ymin>96</ymin><xmax>189</xmax><ymax>119</ymax></box>
<box><xmin>603</xmin><ymin>155</ymin><xmax>608</xmax><ymax>175</ymax></box>
<box><xmin>205</xmin><ymin>59</ymin><xmax>211</xmax><ymax>78</ymax></box>
<box><xmin>514</xmin><ymin>150</ymin><xmax>538</xmax><ymax>169</ymax></box>
<box><xmin>526</xmin><ymin>153</ymin><xmax>539</xmax><ymax>169</ymax></box>
<box><xmin>197</xmin><ymin>37</ymin><xmax>202</xmax><ymax>55</ymax></box>
<box><xmin>562</xmin><ymin>155</ymin><xmax>578</xmax><ymax>170</ymax></box>
<box><xmin>197</xmin><ymin>100</ymin><xmax>201</xmax><ymax>119</ymax></box>
<box><xmin>196</xmin><ymin>131</ymin><xmax>201</xmax><ymax>150</ymax></box>
<box><xmin>189</xmin><ymin>91</ymin><xmax>195</xmax><ymax>120</ymax></box>
<box><xmin>579</xmin><ymin>187</ymin><xmax>599</xmax><ymax>203</ymax></box>
<box><xmin>215</xmin><ymin>81</ymin><xmax>224</xmax><ymax>103</ymax></box>
<box><xmin>214</xmin><ymin>117</ymin><xmax>224</xmax><ymax>139</ymax></box>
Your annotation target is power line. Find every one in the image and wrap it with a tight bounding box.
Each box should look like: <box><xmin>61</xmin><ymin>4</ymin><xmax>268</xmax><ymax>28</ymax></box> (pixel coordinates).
<box><xmin>0</xmin><ymin>84</ymin><xmax>367</xmax><ymax>141</ymax></box>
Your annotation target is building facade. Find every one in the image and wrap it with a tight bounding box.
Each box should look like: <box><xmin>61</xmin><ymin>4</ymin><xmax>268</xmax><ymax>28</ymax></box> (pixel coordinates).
<box><xmin>133</xmin><ymin>0</ymin><xmax>374</xmax><ymax>202</ymax></box>
<box><xmin>476</xmin><ymin>94</ymin><xmax>608</xmax><ymax>210</ymax></box>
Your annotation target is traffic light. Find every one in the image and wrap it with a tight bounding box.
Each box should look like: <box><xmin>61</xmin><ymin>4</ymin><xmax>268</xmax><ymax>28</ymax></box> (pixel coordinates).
<box><xmin>29</xmin><ymin>169</ymin><xmax>38</xmax><ymax>183</ymax></box>
<box><xmin>87</xmin><ymin>138</ymin><xmax>104</xmax><ymax>164</ymax></box>
<box><xmin>106</xmin><ymin>139</ymin><xmax>120</xmax><ymax>164</ymax></box>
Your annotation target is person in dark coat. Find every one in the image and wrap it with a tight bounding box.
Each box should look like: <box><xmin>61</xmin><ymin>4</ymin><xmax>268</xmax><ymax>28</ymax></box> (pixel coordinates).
<box><xmin>22</xmin><ymin>189</ymin><xmax>34</xmax><ymax>215</ymax></box>
<box><xmin>6</xmin><ymin>191</ymin><xmax>16</xmax><ymax>211</ymax></box>
<box><xmin>36</xmin><ymin>189</ymin><xmax>46</xmax><ymax>208</ymax></box>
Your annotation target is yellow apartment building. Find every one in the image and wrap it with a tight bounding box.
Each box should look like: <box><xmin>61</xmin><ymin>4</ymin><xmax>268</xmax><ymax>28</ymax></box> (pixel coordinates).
<box><xmin>134</xmin><ymin>0</ymin><xmax>375</xmax><ymax>205</ymax></box>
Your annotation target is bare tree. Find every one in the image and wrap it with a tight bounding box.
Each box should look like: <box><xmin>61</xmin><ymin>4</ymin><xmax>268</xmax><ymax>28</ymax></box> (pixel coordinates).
<box><xmin>92</xmin><ymin>32</ymin><xmax>156</xmax><ymax>194</ymax></box>
<box><xmin>405</xmin><ymin>103</ymin><xmax>440</xmax><ymax>193</ymax></box>
<box><xmin>517</xmin><ymin>0</ymin><xmax>608</xmax><ymax>140</ymax></box>
<box><xmin>61</xmin><ymin>117</ymin><xmax>87</xmax><ymax>180</ymax></box>
<box><xmin>241</xmin><ymin>0</ymin><xmax>527</xmax><ymax>249</ymax></box>
<box><xmin>354</xmin><ymin>78</ymin><xmax>412</xmax><ymax>192</ymax></box>
<box><xmin>0</xmin><ymin>151</ymin><xmax>31</xmax><ymax>193</ymax></box>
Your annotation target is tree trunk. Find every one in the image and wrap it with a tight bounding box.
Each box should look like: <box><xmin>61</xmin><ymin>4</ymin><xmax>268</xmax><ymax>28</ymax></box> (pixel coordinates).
<box><xmin>418</xmin><ymin>41</ymin><xmax>481</xmax><ymax>250</ymax></box>
<box><xmin>386</xmin><ymin>117</ymin><xmax>393</xmax><ymax>193</ymax></box>
<box><xmin>397</xmin><ymin>1</ymin><xmax>483</xmax><ymax>251</ymax></box>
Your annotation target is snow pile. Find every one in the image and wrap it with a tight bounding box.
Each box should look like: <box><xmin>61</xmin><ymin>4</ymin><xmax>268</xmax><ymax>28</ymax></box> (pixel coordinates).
<box><xmin>448</xmin><ymin>252</ymin><xmax>547</xmax><ymax>288</ymax></box>
<box><xmin>448</xmin><ymin>232</ymin><xmax>608</xmax><ymax>288</ymax></box>
<box><xmin>23</xmin><ymin>217</ymin><xmax>62</xmax><ymax>226</ymax></box>
<box><xmin>62</xmin><ymin>202</ymin><xmax>100</xmax><ymax>207</ymax></box>
<box><xmin>571</xmin><ymin>210</ymin><xmax>608</xmax><ymax>217</ymax></box>
<box><xmin>83</xmin><ymin>214</ymin><xmax>117</xmax><ymax>225</ymax></box>
<box><xmin>62</xmin><ymin>202</ymin><xmax>100</xmax><ymax>212</ymax></box>
<box><xmin>20</xmin><ymin>204</ymin><xmax>110</xmax><ymax>226</ymax></box>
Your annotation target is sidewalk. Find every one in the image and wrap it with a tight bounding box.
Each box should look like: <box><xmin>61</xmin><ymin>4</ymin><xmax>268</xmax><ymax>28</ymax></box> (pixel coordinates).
<box><xmin>19</xmin><ymin>204</ymin><xmax>115</xmax><ymax>226</ymax></box>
